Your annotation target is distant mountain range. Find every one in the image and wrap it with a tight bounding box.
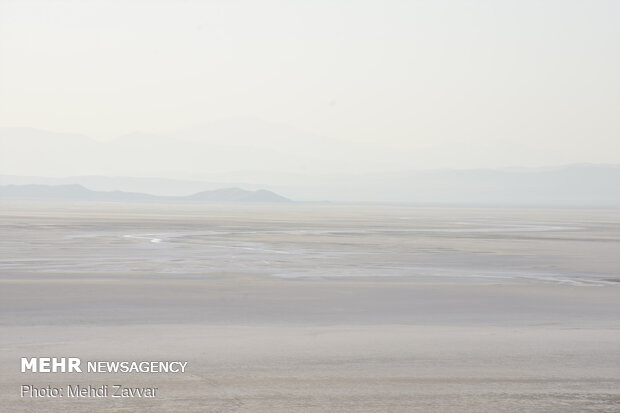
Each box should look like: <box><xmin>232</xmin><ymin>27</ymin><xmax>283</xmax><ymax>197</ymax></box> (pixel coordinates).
<box><xmin>0</xmin><ymin>165</ymin><xmax>620</xmax><ymax>208</ymax></box>
<box><xmin>0</xmin><ymin>184</ymin><xmax>291</xmax><ymax>203</ymax></box>
<box><xmin>1</xmin><ymin>163</ymin><xmax>619</xmax><ymax>207</ymax></box>
<box><xmin>2</xmin><ymin>126</ymin><xmax>619</xmax><ymax>206</ymax></box>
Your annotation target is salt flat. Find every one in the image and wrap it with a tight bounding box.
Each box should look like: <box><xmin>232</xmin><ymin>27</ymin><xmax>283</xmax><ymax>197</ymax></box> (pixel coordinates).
<box><xmin>1</xmin><ymin>202</ymin><xmax>619</xmax><ymax>412</ymax></box>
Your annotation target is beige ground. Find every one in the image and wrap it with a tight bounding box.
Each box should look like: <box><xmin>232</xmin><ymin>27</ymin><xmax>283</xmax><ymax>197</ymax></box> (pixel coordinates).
<box><xmin>1</xmin><ymin>202</ymin><xmax>619</xmax><ymax>412</ymax></box>
<box><xmin>1</xmin><ymin>276</ymin><xmax>619</xmax><ymax>412</ymax></box>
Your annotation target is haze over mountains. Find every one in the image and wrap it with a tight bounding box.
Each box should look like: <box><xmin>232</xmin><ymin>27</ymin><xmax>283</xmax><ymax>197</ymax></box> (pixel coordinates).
<box><xmin>0</xmin><ymin>123</ymin><xmax>406</xmax><ymax>178</ymax></box>
<box><xmin>1</xmin><ymin>126</ymin><xmax>619</xmax><ymax>206</ymax></box>
<box><xmin>3</xmin><ymin>123</ymin><xmax>610</xmax><ymax>179</ymax></box>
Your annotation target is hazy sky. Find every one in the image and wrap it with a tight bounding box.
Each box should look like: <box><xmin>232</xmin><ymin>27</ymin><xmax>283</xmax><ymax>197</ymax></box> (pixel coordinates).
<box><xmin>1</xmin><ymin>0</ymin><xmax>619</xmax><ymax>171</ymax></box>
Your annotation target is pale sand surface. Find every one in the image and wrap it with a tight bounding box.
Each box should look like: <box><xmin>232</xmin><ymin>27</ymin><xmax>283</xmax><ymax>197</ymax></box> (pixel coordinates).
<box><xmin>1</xmin><ymin>322</ymin><xmax>619</xmax><ymax>412</ymax></box>
<box><xmin>1</xmin><ymin>202</ymin><xmax>619</xmax><ymax>412</ymax></box>
<box><xmin>1</xmin><ymin>276</ymin><xmax>619</xmax><ymax>412</ymax></box>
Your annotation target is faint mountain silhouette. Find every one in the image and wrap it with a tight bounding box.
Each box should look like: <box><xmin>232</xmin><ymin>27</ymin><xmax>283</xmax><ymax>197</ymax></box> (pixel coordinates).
<box><xmin>0</xmin><ymin>184</ymin><xmax>291</xmax><ymax>203</ymax></box>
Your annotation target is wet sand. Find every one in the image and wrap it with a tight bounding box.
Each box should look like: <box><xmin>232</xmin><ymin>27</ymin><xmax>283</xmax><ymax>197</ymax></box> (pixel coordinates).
<box><xmin>1</xmin><ymin>202</ymin><xmax>619</xmax><ymax>412</ymax></box>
